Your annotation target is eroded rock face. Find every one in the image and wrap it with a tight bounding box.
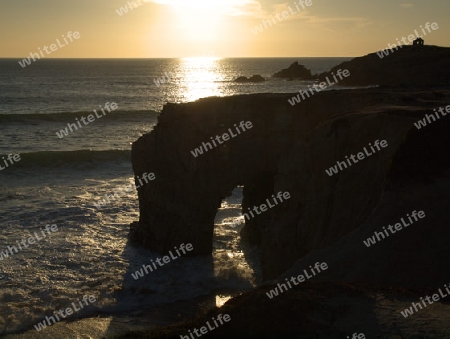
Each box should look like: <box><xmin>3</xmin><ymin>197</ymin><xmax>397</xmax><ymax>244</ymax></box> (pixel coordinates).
<box><xmin>281</xmin><ymin>119</ymin><xmax>450</xmax><ymax>288</ymax></box>
<box><xmin>130</xmin><ymin>88</ymin><xmax>449</xmax><ymax>280</ymax></box>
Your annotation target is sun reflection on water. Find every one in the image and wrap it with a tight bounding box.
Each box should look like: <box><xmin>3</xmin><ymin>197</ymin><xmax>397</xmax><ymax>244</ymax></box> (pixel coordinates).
<box><xmin>177</xmin><ymin>57</ymin><xmax>224</xmax><ymax>102</ymax></box>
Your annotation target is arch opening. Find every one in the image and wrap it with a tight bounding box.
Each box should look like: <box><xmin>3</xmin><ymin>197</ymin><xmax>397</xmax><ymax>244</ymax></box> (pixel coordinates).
<box><xmin>212</xmin><ymin>186</ymin><xmax>262</xmax><ymax>291</ymax></box>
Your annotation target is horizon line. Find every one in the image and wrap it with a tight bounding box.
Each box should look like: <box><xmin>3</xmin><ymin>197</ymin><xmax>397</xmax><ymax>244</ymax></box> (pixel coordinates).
<box><xmin>0</xmin><ymin>56</ymin><xmax>355</xmax><ymax>59</ymax></box>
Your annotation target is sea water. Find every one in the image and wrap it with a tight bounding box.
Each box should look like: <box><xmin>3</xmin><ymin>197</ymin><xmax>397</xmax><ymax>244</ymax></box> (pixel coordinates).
<box><xmin>0</xmin><ymin>57</ymin><xmax>350</xmax><ymax>334</ymax></box>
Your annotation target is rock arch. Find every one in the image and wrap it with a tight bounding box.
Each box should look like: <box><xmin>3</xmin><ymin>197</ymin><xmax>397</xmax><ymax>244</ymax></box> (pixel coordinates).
<box><xmin>129</xmin><ymin>90</ymin><xmax>437</xmax><ymax>279</ymax></box>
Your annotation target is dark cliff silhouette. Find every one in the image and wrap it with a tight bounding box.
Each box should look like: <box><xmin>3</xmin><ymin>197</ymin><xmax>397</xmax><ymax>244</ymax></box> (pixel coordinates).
<box><xmin>125</xmin><ymin>47</ymin><xmax>450</xmax><ymax>338</ymax></box>
<box><xmin>318</xmin><ymin>45</ymin><xmax>450</xmax><ymax>86</ymax></box>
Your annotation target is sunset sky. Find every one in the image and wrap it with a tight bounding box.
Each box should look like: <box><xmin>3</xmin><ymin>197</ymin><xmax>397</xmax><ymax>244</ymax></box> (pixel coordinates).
<box><xmin>1</xmin><ymin>0</ymin><xmax>448</xmax><ymax>58</ymax></box>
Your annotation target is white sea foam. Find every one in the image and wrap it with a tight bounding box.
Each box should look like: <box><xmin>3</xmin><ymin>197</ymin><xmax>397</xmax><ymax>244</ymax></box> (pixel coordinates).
<box><xmin>0</xmin><ymin>183</ymin><xmax>260</xmax><ymax>334</ymax></box>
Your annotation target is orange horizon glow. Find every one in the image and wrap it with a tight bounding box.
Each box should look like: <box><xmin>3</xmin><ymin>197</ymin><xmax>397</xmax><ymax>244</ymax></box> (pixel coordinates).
<box><xmin>0</xmin><ymin>0</ymin><xmax>449</xmax><ymax>58</ymax></box>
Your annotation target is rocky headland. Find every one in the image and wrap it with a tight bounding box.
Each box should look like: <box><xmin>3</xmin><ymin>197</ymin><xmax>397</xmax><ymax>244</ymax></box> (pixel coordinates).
<box><xmin>127</xmin><ymin>46</ymin><xmax>450</xmax><ymax>337</ymax></box>
<box><xmin>318</xmin><ymin>45</ymin><xmax>450</xmax><ymax>86</ymax></box>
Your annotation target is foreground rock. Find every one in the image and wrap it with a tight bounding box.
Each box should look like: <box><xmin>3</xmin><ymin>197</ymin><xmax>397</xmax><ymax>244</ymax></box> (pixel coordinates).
<box><xmin>118</xmin><ymin>282</ymin><xmax>450</xmax><ymax>338</ymax></box>
<box><xmin>273</xmin><ymin>61</ymin><xmax>313</xmax><ymax>79</ymax></box>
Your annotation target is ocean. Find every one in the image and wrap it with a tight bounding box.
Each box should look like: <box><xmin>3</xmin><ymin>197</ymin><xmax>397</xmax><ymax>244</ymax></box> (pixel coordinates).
<box><xmin>0</xmin><ymin>57</ymin><xmax>351</xmax><ymax>335</ymax></box>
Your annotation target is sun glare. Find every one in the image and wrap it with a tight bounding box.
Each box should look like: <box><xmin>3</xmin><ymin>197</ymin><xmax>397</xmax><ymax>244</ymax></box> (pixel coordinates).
<box><xmin>159</xmin><ymin>0</ymin><xmax>253</xmax><ymax>41</ymax></box>
<box><xmin>164</xmin><ymin>0</ymin><xmax>247</xmax><ymax>11</ymax></box>
<box><xmin>173</xmin><ymin>0</ymin><xmax>221</xmax><ymax>10</ymax></box>
<box><xmin>171</xmin><ymin>4</ymin><xmax>222</xmax><ymax>41</ymax></box>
